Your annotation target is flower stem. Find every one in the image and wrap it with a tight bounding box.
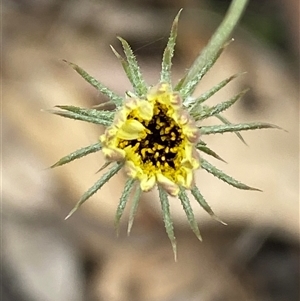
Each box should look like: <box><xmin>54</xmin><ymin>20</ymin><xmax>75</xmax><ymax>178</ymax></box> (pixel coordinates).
<box><xmin>181</xmin><ymin>0</ymin><xmax>249</xmax><ymax>91</ymax></box>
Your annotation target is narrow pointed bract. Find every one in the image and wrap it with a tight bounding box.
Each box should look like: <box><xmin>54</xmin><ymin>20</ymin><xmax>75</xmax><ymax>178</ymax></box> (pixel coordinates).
<box><xmin>50</xmin><ymin>1</ymin><xmax>281</xmax><ymax>260</ymax></box>
<box><xmin>178</xmin><ymin>44</ymin><xmax>226</xmax><ymax>98</ymax></box>
<box><xmin>110</xmin><ymin>45</ymin><xmax>136</xmax><ymax>91</ymax></box>
<box><xmin>117</xmin><ymin>37</ymin><xmax>148</xmax><ymax>97</ymax></box>
<box><xmin>194</xmin><ymin>89</ymin><xmax>249</xmax><ymax>121</ymax></box>
<box><xmin>127</xmin><ymin>185</ymin><xmax>142</xmax><ymax>235</ymax></box>
<box><xmin>196</xmin><ymin>144</ymin><xmax>227</xmax><ymax>163</ymax></box>
<box><xmin>51</xmin><ymin>142</ymin><xmax>102</xmax><ymax>168</ymax></box>
<box><xmin>187</xmin><ymin>72</ymin><xmax>244</xmax><ymax>108</ymax></box>
<box><xmin>200</xmin><ymin>122</ymin><xmax>281</xmax><ymax>135</ymax></box>
<box><xmin>63</xmin><ymin>60</ymin><xmax>123</xmax><ymax>106</ymax></box>
<box><xmin>160</xmin><ymin>9</ymin><xmax>182</xmax><ymax>84</ymax></box>
<box><xmin>215</xmin><ymin>113</ymin><xmax>247</xmax><ymax>144</ymax></box>
<box><xmin>159</xmin><ymin>186</ymin><xmax>177</xmax><ymax>260</ymax></box>
<box><xmin>201</xmin><ymin>158</ymin><xmax>261</xmax><ymax>191</ymax></box>
<box><xmin>49</xmin><ymin>105</ymin><xmax>114</xmax><ymax>126</ymax></box>
<box><xmin>178</xmin><ymin>188</ymin><xmax>202</xmax><ymax>241</ymax></box>
<box><xmin>95</xmin><ymin>161</ymin><xmax>111</xmax><ymax>174</ymax></box>
<box><xmin>115</xmin><ymin>178</ymin><xmax>136</xmax><ymax>235</ymax></box>
<box><xmin>65</xmin><ymin>163</ymin><xmax>124</xmax><ymax>219</ymax></box>
<box><xmin>191</xmin><ymin>186</ymin><xmax>226</xmax><ymax>224</ymax></box>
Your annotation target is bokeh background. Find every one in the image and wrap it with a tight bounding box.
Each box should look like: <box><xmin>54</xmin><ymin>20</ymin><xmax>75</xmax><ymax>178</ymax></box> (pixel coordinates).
<box><xmin>3</xmin><ymin>0</ymin><xmax>299</xmax><ymax>300</ymax></box>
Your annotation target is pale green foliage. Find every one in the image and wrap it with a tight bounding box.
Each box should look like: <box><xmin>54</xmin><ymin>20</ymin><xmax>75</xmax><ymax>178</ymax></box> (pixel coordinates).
<box><xmin>196</xmin><ymin>143</ymin><xmax>226</xmax><ymax>163</ymax></box>
<box><xmin>159</xmin><ymin>186</ymin><xmax>177</xmax><ymax>260</ymax></box>
<box><xmin>178</xmin><ymin>43</ymin><xmax>226</xmax><ymax>98</ymax></box>
<box><xmin>115</xmin><ymin>178</ymin><xmax>136</xmax><ymax>235</ymax></box>
<box><xmin>178</xmin><ymin>188</ymin><xmax>202</xmax><ymax>241</ymax></box>
<box><xmin>160</xmin><ymin>9</ymin><xmax>182</xmax><ymax>84</ymax></box>
<box><xmin>186</xmin><ymin>73</ymin><xmax>244</xmax><ymax>108</ymax></box>
<box><xmin>215</xmin><ymin>113</ymin><xmax>247</xmax><ymax>144</ymax></box>
<box><xmin>116</xmin><ymin>37</ymin><xmax>148</xmax><ymax>97</ymax></box>
<box><xmin>64</xmin><ymin>163</ymin><xmax>124</xmax><ymax>219</ymax></box>
<box><xmin>192</xmin><ymin>89</ymin><xmax>249</xmax><ymax>120</ymax></box>
<box><xmin>49</xmin><ymin>105</ymin><xmax>114</xmax><ymax>126</ymax></box>
<box><xmin>200</xmin><ymin>158</ymin><xmax>261</xmax><ymax>191</ymax></box>
<box><xmin>191</xmin><ymin>186</ymin><xmax>226</xmax><ymax>224</ymax></box>
<box><xmin>200</xmin><ymin>122</ymin><xmax>281</xmax><ymax>135</ymax></box>
<box><xmin>127</xmin><ymin>185</ymin><xmax>142</xmax><ymax>235</ymax></box>
<box><xmin>50</xmin><ymin>0</ymin><xmax>280</xmax><ymax>259</ymax></box>
<box><xmin>63</xmin><ymin>60</ymin><xmax>123</xmax><ymax>106</ymax></box>
<box><xmin>51</xmin><ymin>142</ymin><xmax>102</xmax><ymax>168</ymax></box>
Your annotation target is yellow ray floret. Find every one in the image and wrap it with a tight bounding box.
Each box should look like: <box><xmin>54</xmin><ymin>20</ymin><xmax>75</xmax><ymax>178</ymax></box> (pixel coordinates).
<box><xmin>100</xmin><ymin>83</ymin><xmax>200</xmax><ymax>196</ymax></box>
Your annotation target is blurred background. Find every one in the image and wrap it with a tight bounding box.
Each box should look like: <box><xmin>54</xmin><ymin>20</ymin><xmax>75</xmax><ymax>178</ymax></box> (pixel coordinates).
<box><xmin>2</xmin><ymin>0</ymin><xmax>299</xmax><ymax>300</ymax></box>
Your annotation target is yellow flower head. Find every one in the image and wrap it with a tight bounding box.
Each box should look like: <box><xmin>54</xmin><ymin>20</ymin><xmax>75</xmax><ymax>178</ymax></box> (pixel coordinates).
<box><xmin>51</xmin><ymin>5</ymin><xmax>279</xmax><ymax>260</ymax></box>
<box><xmin>100</xmin><ymin>83</ymin><xmax>200</xmax><ymax>196</ymax></box>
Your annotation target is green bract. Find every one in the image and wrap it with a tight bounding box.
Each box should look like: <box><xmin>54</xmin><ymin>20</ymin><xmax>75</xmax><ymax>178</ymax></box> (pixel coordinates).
<box><xmin>50</xmin><ymin>0</ymin><xmax>280</xmax><ymax>260</ymax></box>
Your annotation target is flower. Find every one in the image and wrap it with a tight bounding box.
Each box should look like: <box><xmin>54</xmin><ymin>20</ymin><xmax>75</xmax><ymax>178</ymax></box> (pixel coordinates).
<box><xmin>100</xmin><ymin>83</ymin><xmax>200</xmax><ymax>196</ymax></box>
<box><xmin>49</xmin><ymin>4</ymin><xmax>279</xmax><ymax>260</ymax></box>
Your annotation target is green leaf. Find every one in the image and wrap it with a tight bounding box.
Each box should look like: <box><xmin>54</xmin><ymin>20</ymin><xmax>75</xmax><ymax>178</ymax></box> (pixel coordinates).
<box><xmin>127</xmin><ymin>184</ymin><xmax>142</xmax><ymax>235</ymax></box>
<box><xmin>200</xmin><ymin>122</ymin><xmax>281</xmax><ymax>135</ymax></box>
<box><xmin>110</xmin><ymin>45</ymin><xmax>139</xmax><ymax>95</ymax></box>
<box><xmin>201</xmin><ymin>158</ymin><xmax>261</xmax><ymax>191</ymax></box>
<box><xmin>51</xmin><ymin>142</ymin><xmax>102</xmax><ymax>168</ymax></box>
<box><xmin>117</xmin><ymin>37</ymin><xmax>148</xmax><ymax>97</ymax></box>
<box><xmin>115</xmin><ymin>178</ymin><xmax>136</xmax><ymax>235</ymax></box>
<box><xmin>174</xmin><ymin>73</ymin><xmax>187</xmax><ymax>92</ymax></box>
<box><xmin>215</xmin><ymin>113</ymin><xmax>246</xmax><ymax>144</ymax></box>
<box><xmin>188</xmin><ymin>73</ymin><xmax>244</xmax><ymax>108</ymax></box>
<box><xmin>49</xmin><ymin>105</ymin><xmax>114</xmax><ymax>126</ymax></box>
<box><xmin>192</xmin><ymin>89</ymin><xmax>248</xmax><ymax>121</ymax></box>
<box><xmin>92</xmin><ymin>101</ymin><xmax>115</xmax><ymax>110</ymax></box>
<box><xmin>178</xmin><ymin>0</ymin><xmax>249</xmax><ymax>98</ymax></box>
<box><xmin>158</xmin><ymin>185</ymin><xmax>177</xmax><ymax>261</ymax></box>
<box><xmin>191</xmin><ymin>186</ymin><xmax>226</xmax><ymax>224</ymax></box>
<box><xmin>63</xmin><ymin>60</ymin><xmax>123</xmax><ymax>106</ymax></box>
<box><xmin>197</xmin><ymin>140</ymin><xmax>207</xmax><ymax>146</ymax></box>
<box><xmin>196</xmin><ymin>144</ymin><xmax>226</xmax><ymax>163</ymax></box>
<box><xmin>179</xmin><ymin>45</ymin><xmax>225</xmax><ymax>99</ymax></box>
<box><xmin>203</xmin><ymin>89</ymin><xmax>248</xmax><ymax>119</ymax></box>
<box><xmin>95</xmin><ymin>161</ymin><xmax>112</xmax><ymax>174</ymax></box>
<box><xmin>160</xmin><ymin>9</ymin><xmax>182</xmax><ymax>85</ymax></box>
<box><xmin>178</xmin><ymin>188</ymin><xmax>202</xmax><ymax>241</ymax></box>
<box><xmin>65</xmin><ymin>163</ymin><xmax>124</xmax><ymax>219</ymax></box>
<box><xmin>56</xmin><ymin>105</ymin><xmax>115</xmax><ymax>119</ymax></box>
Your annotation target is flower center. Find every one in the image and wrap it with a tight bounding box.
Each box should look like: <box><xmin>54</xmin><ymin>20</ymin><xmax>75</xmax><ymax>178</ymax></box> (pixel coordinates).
<box><xmin>118</xmin><ymin>103</ymin><xmax>183</xmax><ymax>172</ymax></box>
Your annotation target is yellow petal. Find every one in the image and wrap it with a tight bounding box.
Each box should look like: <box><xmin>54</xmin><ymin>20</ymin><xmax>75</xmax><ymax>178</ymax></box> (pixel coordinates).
<box><xmin>182</xmin><ymin>122</ymin><xmax>200</xmax><ymax>143</ymax></box>
<box><xmin>124</xmin><ymin>160</ymin><xmax>139</xmax><ymax>178</ymax></box>
<box><xmin>140</xmin><ymin>175</ymin><xmax>156</xmax><ymax>192</ymax></box>
<box><xmin>124</xmin><ymin>98</ymin><xmax>139</xmax><ymax>110</ymax></box>
<box><xmin>183</xmin><ymin>168</ymin><xmax>194</xmax><ymax>189</ymax></box>
<box><xmin>99</xmin><ymin>134</ymin><xmax>106</xmax><ymax>143</ymax></box>
<box><xmin>182</xmin><ymin>143</ymin><xmax>193</xmax><ymax>167</ymax></box>
<box><xmin>147</xmin><ymin>83</ymin><xmax>168</xmax><ymax>102</ymax></box>
<box><xmin>170</xmin><ymin>92</ymin><xmax>182</xmax><ymax>107</ymax></box>
<box><xmin>117</xmin><ymin>120</ymin><xmax>146</xmax><ymax>140</ymax></box>
<box><xmin>114</xmin><ymin>110</ymin><xmax>127</xmax><ymax>128</ymax></box>
<box><xmin>191</xmin><ymin>148</ymin><xmax>201</xmax><ymax>169</ymax></box>
<box><xmin>137</xmin><ymin>100</ymin><xmax>153</xmax><ymax>120</ymax></box>
<box><xmin>176</xmin><ymin>174</ymin><xmax>186</xmax><ymax>186</ymax></box>
<box><xmin>102</xmin><ymin>147</ymin><xmax>125</xmax><ymax>161</ymax></box>
<box><xmin>177</xmin><ymin>110</ymin><xmax>189</xmax><ymax>125</ymax></box>
<box><xmin>181</xmin><ymin>144</ymin><xmax>200</xmax><ymax>170</ymax></box>
<box><xmin>157</xmin><ymin>173</ymin><xmax>179</xmax><ymax>196</ymax></box>
<box><xmin>102</xmin><ymin>127</ymin><xmax>118</xmax><ymax>142</ymax></box>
